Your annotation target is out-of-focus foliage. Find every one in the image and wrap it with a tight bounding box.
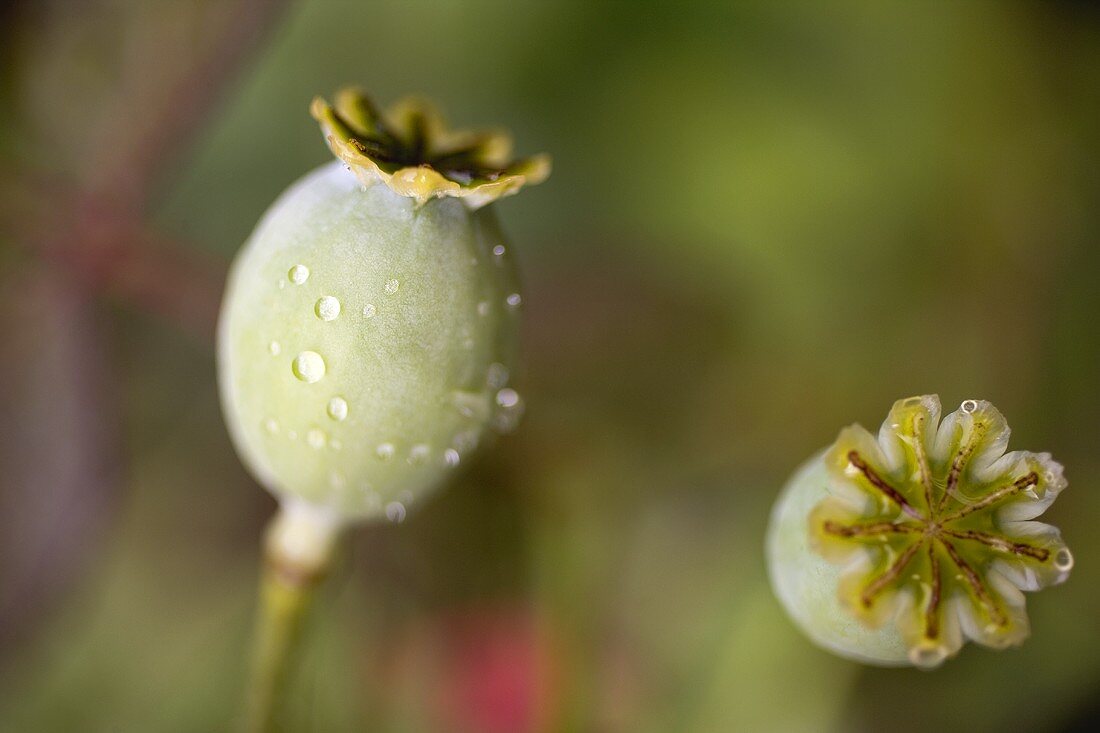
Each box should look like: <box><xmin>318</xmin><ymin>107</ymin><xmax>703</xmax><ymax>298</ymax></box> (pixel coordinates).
<box><xmin>2</xmin><ymin>1</ymin><xmax>1099</xmax><ymax>731</ymax></box>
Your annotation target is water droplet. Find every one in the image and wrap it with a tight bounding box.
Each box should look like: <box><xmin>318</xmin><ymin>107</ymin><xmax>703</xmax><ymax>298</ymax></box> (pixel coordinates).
<box><xmin>452</xmin><ymin>390</ymin><xmax>489</xmax><ymax>420</ymax></box>
<box><xmin>493</xmin><ymin>412</ymin><xmax>524</xmax><ymax>434</ymax></box>
<box><xmin>505</xmin><ymin>293</ymin><xmax>522</xmax><ymax>309</ymax></box>
<box><xmin>327</xmin><ymin>396</ymin><xmax>348</xmax><ymax>421</ymax></box>
<box><xmin>1055</xmin><ymin>548</ymin><xmax>1074</xmax><ymax>572</ymax></box>
<box><xmin>453</xmin><ymin>430</ymin><xmax>479</xmax><ymax>454</ymax></box>
<box><xmin>492</xmin><ymin>244</ymin><xmax>506</xmax><ymax>257</ymax></box>
<box><xmin>362</xmin><ymin>303</ymin><xmax>376</xmax><ymax>318</ymax></box>
<box><xmin>315</xmin><ymin>296</ymin><xmax>341</xmax><ymax>321</ymax></box>
<box><xmin>408</xmin><ymin>444</ymin><xmax>430</xmax><ymax>465</ymax></box>
<box><xmin>477</xmin><ymin>301</ymin><xmax>490</xmax><ymax>317</ymax></box>
<box><xmin>269</xmin><ymin>341</ymin><xmax>281</xmax><ymax>356</ymax></box>
<box><xmin>288</xmin><ymin>265</ymin><xmax>310</xmax><ymax>285</ymax></box>
<box><xmin>307</xmin><ymin>428</ymin><xmax>327</xmax><ymax>449</ymax></box>
<box><xmin>961</xmin><ymin>399</ymin><xmax>978</xmax><ymax>414</ymax></box>
<box><xmin>384</xmin><ymin>278</ymin><xmax>400</xmax><ymax>294</ymax></box>
<box><xmin>263</xmin><ymin>418</ymin><xmax>279</xmax><ymax>434</ymax></box>
<box><xmin>493</xmin><ymin>389</ymin><xmax>525</xmax><ymax>434</ymax></box>
<box><xmin>385</xmin><ymin>502</ymin><xmax>407</xmax><ymax>523</ymax></box>
<box><xmin>376</xmin><ymin>442</ymin><xmax>395</xmax><ymax>460</ymax></box>
<box><xmin>444</xmin><ymin>448</ymin><xmax>460</xmax><ymax>467</ymax></box>
<box><xmin>292</xmin><ymin>351</ymin><xmax>326</xmax><ymax>383</ymax></box>
<box><xmin>487</xmin><ymin>363</ymin><xmax>509</xmax><ymax>389</ymax></box>
<box><xmin>496</xmin><ymin>388</ymin><xmax>520</xmax><ymax>408</ymax></box>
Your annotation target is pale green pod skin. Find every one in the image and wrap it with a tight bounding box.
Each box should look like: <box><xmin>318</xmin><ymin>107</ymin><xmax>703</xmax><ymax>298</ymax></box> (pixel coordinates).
<box><xmin>766</xmin><ymin>396</ymin><xmax>1072</xmax><ymax>669</ymax></box>
<box><xmin>767</xmin><ymin>452</ymin><xmax>911</xmax><ymax>665</ymax></box>
<box><xmin>218</xmin><ymin>160</ymin><xmax>523</xmax><ymax>522</ymax></box>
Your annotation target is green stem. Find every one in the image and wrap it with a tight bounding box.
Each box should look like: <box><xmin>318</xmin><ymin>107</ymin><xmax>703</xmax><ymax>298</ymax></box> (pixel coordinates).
<box><xmin>242</xmin><ymin>566</ymin><xmax>317</xmax><ymax>733</ymax></box>
<box><xmin>241</xmin><ymin>501</ymin><xmax>344</xmax><ymax>733</ymax></box>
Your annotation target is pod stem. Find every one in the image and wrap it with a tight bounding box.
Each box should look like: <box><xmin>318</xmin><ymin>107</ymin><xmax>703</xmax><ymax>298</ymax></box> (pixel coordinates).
<box><xmin>241</xmin><ymin>500</ymin><xmax>344</xmax><ymax>733</ymax></box>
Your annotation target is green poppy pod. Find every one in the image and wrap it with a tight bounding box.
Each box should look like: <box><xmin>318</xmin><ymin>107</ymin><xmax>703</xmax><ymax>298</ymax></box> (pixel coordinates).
<box><xmin>766</xmin><ymin>396</ymin><xmax>1072</xmax><ymax>668</ymax></box>
<box><xmin>218</xmin><ymin>88</ymin><xmax>549</xmax><ymax>526</ymax></box>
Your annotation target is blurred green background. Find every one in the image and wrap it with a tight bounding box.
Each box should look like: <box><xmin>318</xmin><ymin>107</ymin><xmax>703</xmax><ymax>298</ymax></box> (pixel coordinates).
<box><xmin>2</xmin><ymin>1</ymin><xmax>1100</xmax><ymax>731</ymax></box>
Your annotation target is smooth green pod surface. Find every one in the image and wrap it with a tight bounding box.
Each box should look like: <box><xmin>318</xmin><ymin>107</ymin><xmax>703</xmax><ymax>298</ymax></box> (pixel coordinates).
<box><xmin>218</xmin><ymin>161</ymin><xmax>523</xmax><ymax>522</ymax></box>
<box><xmin>767</xmin><ymin>452</ymin><xmax>911</xmax><ymax>665</ymax></box>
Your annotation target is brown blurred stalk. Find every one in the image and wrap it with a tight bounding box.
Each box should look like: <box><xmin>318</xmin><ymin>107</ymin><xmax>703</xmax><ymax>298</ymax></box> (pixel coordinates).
<box><xmin>0</xmin><ymin>0</ymin><xmax>289</xmax><ymax>661</ymax></box>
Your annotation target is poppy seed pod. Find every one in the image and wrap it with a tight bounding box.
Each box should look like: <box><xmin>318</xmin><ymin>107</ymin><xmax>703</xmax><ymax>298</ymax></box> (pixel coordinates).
<box><xmin>218</xmin><ymin>88</ymin><xmax>549</xmax><ymax>525</ymax></box>
<box><xmin>766</xmin><ymin>396</ymin><xmax>1072</xmax><ymax>669</ymax></box>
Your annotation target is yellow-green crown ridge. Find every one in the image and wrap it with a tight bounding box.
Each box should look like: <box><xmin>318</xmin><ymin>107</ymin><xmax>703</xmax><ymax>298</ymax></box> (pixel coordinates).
<box><xmin>310</xmin><ymin>87</ymin><xmax>551</xmax><ymax>210</ymax></box>
<box><xmin>809</xmin><ymin>396</ymin><xmax>1072</xmax><ymax>669</ymax></box>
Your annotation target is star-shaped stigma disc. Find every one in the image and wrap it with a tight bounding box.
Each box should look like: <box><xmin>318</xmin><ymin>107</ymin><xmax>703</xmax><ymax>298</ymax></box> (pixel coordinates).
<box><xmin>809</xmin><ymin>396</ymin><xmax>1073</xmax><ymax>668</ymax></box>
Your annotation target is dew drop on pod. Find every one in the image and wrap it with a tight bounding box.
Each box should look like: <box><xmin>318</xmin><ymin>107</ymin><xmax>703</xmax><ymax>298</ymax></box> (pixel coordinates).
<box><xmin>766</xmin><ymin>396</ymin><xmax>1073</xmax><ymax>669</ymax></box>
<box><xmin>218</xmin><ymin>87</ymin><xmax>549</xmax><ymax>585</ymax></box>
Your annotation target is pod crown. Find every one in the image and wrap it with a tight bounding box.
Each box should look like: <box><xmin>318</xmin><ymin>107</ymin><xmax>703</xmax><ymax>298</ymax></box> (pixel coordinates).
<box><xmin>311</xmin><ymin>87</ymin><xmax>550</xmax><ymax>209</ymax></box>
<box><xmin>810</xmin><ymin>396</ymin><xmax>1072</xmax><ymax>668</ymax></box>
